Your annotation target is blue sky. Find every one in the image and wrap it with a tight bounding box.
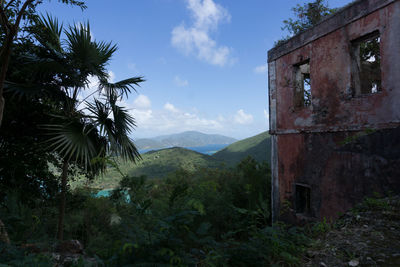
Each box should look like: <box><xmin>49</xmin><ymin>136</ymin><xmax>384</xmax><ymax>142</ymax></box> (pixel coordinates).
<box><xmin>39</xmin><ymin>0</ymin><xmax>352</xmax><ymax>139</ymax></box>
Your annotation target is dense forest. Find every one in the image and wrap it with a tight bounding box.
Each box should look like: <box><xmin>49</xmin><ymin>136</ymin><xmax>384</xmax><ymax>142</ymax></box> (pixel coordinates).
<box><xmin>3</xmin><ymin>0</ymin><xmax>398</xmax><ymax>266</ymax></box>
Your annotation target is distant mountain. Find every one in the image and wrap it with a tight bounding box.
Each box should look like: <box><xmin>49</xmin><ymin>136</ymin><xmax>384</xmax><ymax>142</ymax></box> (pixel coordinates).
<box><xmin>135</xmin><ymin>131</ymin><xmax>237</xmax><ymax>150</ymax></box>
<box><xmin>212</xmin><ymin>131</ymin><xmax>271</xmax><ymax>166</ymax></box>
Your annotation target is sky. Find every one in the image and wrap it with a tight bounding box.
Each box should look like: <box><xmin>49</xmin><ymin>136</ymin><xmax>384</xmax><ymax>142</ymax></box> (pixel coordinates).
<box><xmin>38</xmin><ymin>0</ymin><xmax>352</xmax><ymax>139</ymax></box>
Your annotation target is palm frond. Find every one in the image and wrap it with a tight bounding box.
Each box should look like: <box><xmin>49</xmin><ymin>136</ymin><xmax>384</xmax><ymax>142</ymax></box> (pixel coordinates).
<box><xmin>99</xmin><ymin>76</ymin><xmax>145</xmax><ymax>100</ymax></box>
<box><xmin>114</xmin><ymin>135</ymin><xmax>141</xmax><ymax>162</ymax></box>
<box><xmin>108</xmin><ymin>103</ymin><xmax>140</xmax><ymax>162</ymax></box>
<box><xmin>4</xmin><ymin>80</ymin><xmax>65</xmax><ymax>101</ymax></box>
<box><xmin>4</xmin><ymin>81</ymin><xmax>45</xmax><ymax>99</ymax></box>
<box><xmin>84</xmin><ymin>99</ymin><xmax>140</xmax><ymax>162</ymax></box>
<box><xmin>42</xmin><ymin>116</ymin><xmax>99</xmax><ymax>169</ymax></box>
<box><xmin>85</xmin><ymin>99</ymin><xmax>114</xmax><ymax>135</ymax></box>
<box><xmin>34</xmin><ymin>13</ymin><xmax>63</xmax><ymax>53</ymax></box>
<box><xmin>65</xmin><ymin>22</ymin><xmax>117</xmax><ymax>79</ymax></box>
<box><xmin>16</xmin><ymin>53</ymin><xmax>69</xmax><ymax>80</ymax></box>
<box><xmin>111</xmin><ymin>102</ymin><xmax>136</xmax><ymax>135</ymax></box>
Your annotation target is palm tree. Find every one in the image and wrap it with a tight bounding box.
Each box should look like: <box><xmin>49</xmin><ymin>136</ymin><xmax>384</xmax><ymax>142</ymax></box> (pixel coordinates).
<box><xmin>0</xmin><ymin>0</ymin><xmax>86</xmax><ymax>127</ymax></box>
<box><xmin>27</xmin><ymin>15</ymin><xmax>144</xmax><ymax>240</ymax></box>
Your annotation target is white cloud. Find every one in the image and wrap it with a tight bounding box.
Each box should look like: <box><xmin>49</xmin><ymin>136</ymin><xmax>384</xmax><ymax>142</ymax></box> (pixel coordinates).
<box><xmin>254</xmin><ymin>63</ymin><xmax>267</xmax><ymax>74</ymax></box>
<box><xmin>171</xmin><ymin>0</ymin><xmax>232</xmax><ymax>66</ymax></box>
<box><xmin>174</xmin><ymin>75</ymin><xmax>189</xmax><ymax>87</ymax></box>
<box><xmin>164</xmin><ymin>102</ymin><xmax>180</xmax><ymax>113</ymax></box>
<box><xmin>118</xmin><ymin>96</ymin><xmax>267</xmax><ymax>139</ymax></box>
<box><xmin>234</xmin><ymin>109</ymin><xmax>254</xmax><ymax>124</ymax></box>
<box><xmin>85</xmin><ymin>75</ymin><xmax>99</xmax><ymax>96</ymax></box>
<box><xmin>264</xmin><ymin>109</ymin><xmax>269</xmax><ymax>120</ymax></box>
<box><xmin>126</xmin><ymin>99</ymin><xmax>223</xmax><ymax>135</ymax></box>
<box><xmin>76</xmin><ymin>70</ymin><xmax>117</xmax><ymax>111</ymax></box>
<box><xmin>133</xmin><ymin>109</ymin><xmax>153</xmax><ymax>125</ymax></box>
<box><xmin>133</xmin><ymin>95</ymin><xmax>151</xmax><ymax>110</ymax></box>
<box><xmin>187</xmin><ymin>0</ymin><xmax>230</xmax><ymax>30</ymax></box>
<box><xmin>107</xmin><ymin>70</ymin><xmax>116</xmax><ymax>83</ymax></box>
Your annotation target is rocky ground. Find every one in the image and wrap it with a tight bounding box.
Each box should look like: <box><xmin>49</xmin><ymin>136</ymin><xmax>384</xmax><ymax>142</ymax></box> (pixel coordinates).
<box><xmin>303</xmin><ymin>195</ymin><xmax>400</xmax><ymax>267</ymax></box>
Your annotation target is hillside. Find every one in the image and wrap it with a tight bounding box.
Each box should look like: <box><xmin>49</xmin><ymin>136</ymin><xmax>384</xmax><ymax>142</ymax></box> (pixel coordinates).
<box><xmin>135</xmin><ymin>131</ymin><xmax>237</xmax><ymax>150</ymax></box>
<box><xmin>71</xmin><ymin>132</ymin><xmax>271</xmax><ymax>189</ymax></box>
<box><xmin>213</xmin><ymin>131</ymin><xmax>271</xmax><ymax>166</ymax></box>
<box><xmin>85</xmin><ymin>147</ymin><xmax>224</xmax><ymax>188</ymax></box>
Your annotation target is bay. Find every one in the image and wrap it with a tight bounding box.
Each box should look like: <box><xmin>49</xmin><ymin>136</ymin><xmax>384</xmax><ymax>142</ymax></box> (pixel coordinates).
<box><xmin>139</xmin><ymin>143</ymin><xmax>229</xmax><ymax>155</ymax></box>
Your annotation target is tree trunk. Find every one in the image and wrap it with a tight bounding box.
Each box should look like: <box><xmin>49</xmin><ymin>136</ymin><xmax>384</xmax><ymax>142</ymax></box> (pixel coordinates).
<box><xmin>0</xmin><ymin>34</ymin><xmax>13</xmax><ymax>127</ymax></box>
<box><xmin>0</xmin><ymin>0</ymin><xmax>36</xmax><ymax>127</ymax></box>
<box><xmin>0</xmin><ymin>96</ymin><xmax>4</xmax><ymax>126</ymax></box>
<box><xmin>0</xmin><ymin>218</ymin><xmax>10</xmax><ymax>244</ymax></box>
<box><xmin>57</xmin><ymin>159</ymin><xmax>69</xmax><ymax>241</ymax></box>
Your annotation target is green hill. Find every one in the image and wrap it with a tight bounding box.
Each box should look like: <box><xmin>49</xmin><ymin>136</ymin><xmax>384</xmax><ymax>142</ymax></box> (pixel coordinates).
<box><xmin>73</xmin><ymin>132</ymin><xmax>271</xmax><ymax>189</ymax></box>
<box><xmin>83</xmin><ymin>147</ymin><xmax>224</xmax><ymax>189</ymax></box>
<box><xmin>212</xmin><ymin>131</ymin><xmax>271</xmax><ymax>166</ymax></box>
<box><xmin>129</xmin><ymin>147</ymin><xmax>224</xmax><ymax>177</ymax></box>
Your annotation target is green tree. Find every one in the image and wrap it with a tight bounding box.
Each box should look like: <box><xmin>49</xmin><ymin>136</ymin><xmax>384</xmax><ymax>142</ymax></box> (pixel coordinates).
<box><xmin>276</xmin><ymin>0</ymin><xmax>337</xmax><ymax>46</ymax></box>
<box><xmin>0</xmin><ymin>0</ymin><xmax>85</xmax><ymax>127</ymax></box>
<box><xmin>14</xmin><ymin>16</ymin><xmax>145</xmax><ymax>240</ymax></box>
<box><xmin>282</xmin><ymin>0</ymin><xmax>337</xmax><ymax>35</ymax></box>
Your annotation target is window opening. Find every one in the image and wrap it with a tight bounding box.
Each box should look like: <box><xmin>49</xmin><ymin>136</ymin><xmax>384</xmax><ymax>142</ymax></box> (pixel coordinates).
<box><xmin>294</xmin><ymin>61</ymin><xmax>311</xmax><ymax>108</ymax></box>
<box><xmin>303</xmin><ymin>73</ymin><xmax>311</xmax><ymax>106</ymax></box>
<box><xmin>351</xmin><ymin>32</ymin><xmax>381</xmax><ymax>95</ymax></box>
<box><xmin>295</xmin><ymin>184</ymin><xmax>311</xmax><ymax>214</ymax></box>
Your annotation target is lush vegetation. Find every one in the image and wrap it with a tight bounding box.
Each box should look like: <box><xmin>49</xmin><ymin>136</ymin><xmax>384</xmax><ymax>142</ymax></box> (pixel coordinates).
<box><xmin>70</xmin><ymin>131</ymin><xmax>272</xmax><ymax>189</ymax></box>
<box><xmin>213</xmin><ymin>131</ymin><xmax>271</xmax><ymax>167</ymax></box>
<box><xmin>71</xmin><ymin>147</ymin><xmax>225</xmax><ymax>189</ymax></box>
<box><xmin>1</xmin><ymin>156</ymin><xmax>312</xmax><ymax>266</ymax></box>
<box><xmin>70</xmin><ymin>131</ymin><xmax>271</xmax><ymax>189</ymax></box>
<box><xmin>1</xmin><ymin>0</ymin><xmax>143</xmax><ymax>247</ymax></box>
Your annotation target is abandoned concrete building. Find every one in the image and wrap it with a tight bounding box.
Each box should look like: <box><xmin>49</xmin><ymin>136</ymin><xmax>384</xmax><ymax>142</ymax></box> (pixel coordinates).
<box><xmin>268</xmin><ymin>0</ymin><xmax>400</xmax><ymax>222</ymax></box>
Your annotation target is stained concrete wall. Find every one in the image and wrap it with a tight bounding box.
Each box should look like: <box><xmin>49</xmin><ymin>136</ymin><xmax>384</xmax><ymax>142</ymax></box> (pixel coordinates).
<box><xmin>268</xmin><ymin>0</ymin><xmax>400</xmax><ymax>222</ymax></box>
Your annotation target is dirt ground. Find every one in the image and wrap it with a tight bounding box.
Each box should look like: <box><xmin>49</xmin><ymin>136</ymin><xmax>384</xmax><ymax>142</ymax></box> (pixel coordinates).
<box><xmin>303</xmin><ymin>195</ymin><xmax>400</xmax><ymax>267</ymax></box>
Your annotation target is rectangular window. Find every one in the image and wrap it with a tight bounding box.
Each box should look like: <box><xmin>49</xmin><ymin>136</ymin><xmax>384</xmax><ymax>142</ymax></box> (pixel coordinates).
<box><xmin>351</xmin><ymin>31</ymin><xmax>382</xmax><ymax>95</ymax></box>
<box><xmin>295</xmin><ymin>184</ymin><xmax>311</xmax><ymax>214</ymax></box>
<box><xmin>294</xmin><ymin>61</ymin><xmax>311</xmax><ymax>108</ymax></box>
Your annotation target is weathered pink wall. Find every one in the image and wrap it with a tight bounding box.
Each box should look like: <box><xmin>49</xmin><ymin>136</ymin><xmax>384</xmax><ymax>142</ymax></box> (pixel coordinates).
<box><xmin>274</xmin><ymin>2</ymin><xmax>400</xmax><ymax>132</ymax></box>
<box><xmin>269</xmin><ymin>0</ymin><xmax>400</xmax><ymax>222</ymax></box>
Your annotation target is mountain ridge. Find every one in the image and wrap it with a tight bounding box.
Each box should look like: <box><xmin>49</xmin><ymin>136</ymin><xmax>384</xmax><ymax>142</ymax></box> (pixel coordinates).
<box><xmin>135</xmin><ymin>131</ymin><xmax>237</xmax><ymax>150</ymax></box>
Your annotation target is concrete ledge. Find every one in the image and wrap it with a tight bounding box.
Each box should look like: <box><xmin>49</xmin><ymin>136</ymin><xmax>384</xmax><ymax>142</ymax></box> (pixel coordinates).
<box><xmin>269</xmin><ymin>122</ymin><xmax>400</xmax><ymax>135</ymax></box>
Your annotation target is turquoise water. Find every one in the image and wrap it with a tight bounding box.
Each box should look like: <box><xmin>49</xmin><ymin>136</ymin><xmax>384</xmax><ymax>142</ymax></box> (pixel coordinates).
<box><xmin>96</xmin><ymin>189</ymin><xmax>112</xmax><ymax>197</ymax></box>
<box><xmin>186</xmin><ymin>144</ymin><xmax>228</xmax><ymax>155</ymax></box>
<box><xmin>139</xmin><ymin>144</ymin><xmax>228</xmax><ymax>155</ymax></box>
<box><xmin>95</xmin><ymin>189</ymin><xmax>130</xmax><ymax>202</ymax></box>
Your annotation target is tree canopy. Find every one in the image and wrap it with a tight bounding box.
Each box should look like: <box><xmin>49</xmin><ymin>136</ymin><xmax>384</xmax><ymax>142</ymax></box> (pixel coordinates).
<box><xmin>0</xmin><ymin>0</ymin><xmax>86</xmax><ymax>126</ymax></box>
<box><xmin>276</xmin><ymin>0</ymin><xmax>337</xmax><ymax>46</ymax></box>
